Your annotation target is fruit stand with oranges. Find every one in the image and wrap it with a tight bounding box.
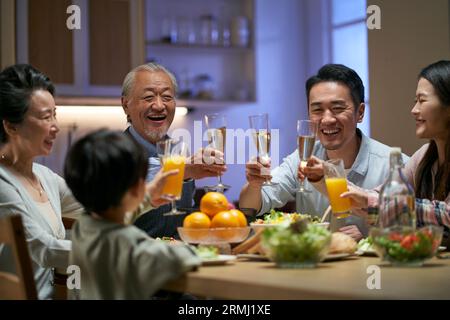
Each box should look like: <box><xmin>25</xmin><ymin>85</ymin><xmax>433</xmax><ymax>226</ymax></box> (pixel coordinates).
<box><xmin>177</xmin><ymin>192</ymin><xmax>250</xmax><ymax>245</ymax></box>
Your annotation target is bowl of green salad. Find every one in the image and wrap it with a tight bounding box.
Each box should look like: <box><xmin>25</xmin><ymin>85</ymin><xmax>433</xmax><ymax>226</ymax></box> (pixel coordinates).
<box><xmin>370</xmin><ymin>225</ymin><xmax>443</xmax><ymax>267</ymax></box>
<box><xmin>261</xmin><ymin>219</ymin><xmax>331</xmax><ymax>268</ymax></box>
<box><xmin>250</xmin><ymin>209</ymin><xmax>330</xmax><ymax>233</ymax></box>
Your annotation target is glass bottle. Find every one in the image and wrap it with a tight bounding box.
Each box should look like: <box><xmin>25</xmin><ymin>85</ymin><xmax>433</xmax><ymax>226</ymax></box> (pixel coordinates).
<box><xmin>161</xmin><ymin>16</ymin><xmax>177</xmax><ymax>44</ymax></box>
<box><xmin>367</xmin><ymin>206</ymin><xmax>379</xmax><ymax>227</ymax></box>
<box><xmin>231</xmin><ymin>16</ymin><xmax>250</xmax><ymax>47</ymax></box>
<box><xmin>378</xmin><ymin>148</ymin><xmax>416</xmax><ymax>229</ymax></box>
<box><xmin>199</xmin><ymin>15</ymin><xmax>219</xmax><ymax>46</ymax></box>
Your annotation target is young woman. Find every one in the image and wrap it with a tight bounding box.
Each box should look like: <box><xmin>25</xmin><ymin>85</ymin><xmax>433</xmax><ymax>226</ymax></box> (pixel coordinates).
<box><xmin>341</xmin><ymin>60</ymin><xmax>450</xmax><ymax>240</ymax></box>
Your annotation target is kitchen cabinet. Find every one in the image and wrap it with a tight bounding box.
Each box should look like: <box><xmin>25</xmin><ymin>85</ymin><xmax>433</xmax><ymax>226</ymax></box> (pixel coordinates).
<box><xmin>15</xmin><ymin>0</ymin><xmax>145</xmax><ymax>103</ymax></box>
<box><xmin>14</xmin><ymin>0</ymin><xmax>255</xmax><ymax>107</ymax></box>
<box><xmin>145</xmin><ymin>0</ymin><xmax>256</xmax><ymax>107</ymax></box>
<box><xmin>0</xmin><ymin>0</ymin><xmax>15</xmax><ymax>70</ymax></box>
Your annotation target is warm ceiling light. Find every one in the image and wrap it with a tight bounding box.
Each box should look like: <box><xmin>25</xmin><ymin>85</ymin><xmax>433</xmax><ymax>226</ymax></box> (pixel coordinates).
<box><xmin>175</xmin><ymin>107</ymin><xmax>189</xmax><ymax>117</ymax></box>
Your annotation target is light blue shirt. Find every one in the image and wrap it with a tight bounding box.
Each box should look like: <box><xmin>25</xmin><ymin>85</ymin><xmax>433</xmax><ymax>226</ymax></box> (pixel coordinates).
<box><xmin>260</xmin><ymin>129</ymin><xmax>410</xmax><ymax>236</ymax></box>
<box><xmin>127</xmin><ymin>126</ymin><xmax>162</xmax><ymax>182</ymax></box>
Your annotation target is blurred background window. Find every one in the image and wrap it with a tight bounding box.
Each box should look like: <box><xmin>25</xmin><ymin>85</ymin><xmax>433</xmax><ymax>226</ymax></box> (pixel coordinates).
<box><xmin>330</xmin><ymin>0</ymin><xmax>370</xmax><ymax>136</ymax></box>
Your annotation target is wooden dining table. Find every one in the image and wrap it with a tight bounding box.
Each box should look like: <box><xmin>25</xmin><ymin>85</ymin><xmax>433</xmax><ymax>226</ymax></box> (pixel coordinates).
<box><xmin>164</xmin><ymin>255</ymin><xmax>450</xmax><ymax>299</ymax></box>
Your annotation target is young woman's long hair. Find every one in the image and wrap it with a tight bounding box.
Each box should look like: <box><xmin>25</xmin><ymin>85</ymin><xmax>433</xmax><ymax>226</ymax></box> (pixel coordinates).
<box><xmin>415</xmin><ymin>60</ymin><xmax>450</xmax><ymax>201</ymax></box>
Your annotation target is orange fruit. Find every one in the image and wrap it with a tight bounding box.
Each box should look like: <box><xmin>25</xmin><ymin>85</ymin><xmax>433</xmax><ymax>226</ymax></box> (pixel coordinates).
<box><xmin>229</xmin><ymin>209</ymin><xmax>247</xmax><ymax>227</ymax></box>
<box><xmin>183</xmin><ymin>212</ymin><xmax>211</xmax><ymax>229</ymax></box>
<box><xmin>210</xmin><ymin>211</ymin><xmax>240</xmax><ymax>228</ymax></box>
<box><xmin>200</xmin><ymin>192</ymin><xmax>229</xmax><ymax>218</ymax></box>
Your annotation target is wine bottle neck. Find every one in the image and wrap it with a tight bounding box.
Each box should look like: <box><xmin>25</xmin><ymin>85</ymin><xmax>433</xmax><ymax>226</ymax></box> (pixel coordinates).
<box><xmin>389</xmin><ymin>152</ymin><xmax>403</xmax><ymax>168</ymax></box>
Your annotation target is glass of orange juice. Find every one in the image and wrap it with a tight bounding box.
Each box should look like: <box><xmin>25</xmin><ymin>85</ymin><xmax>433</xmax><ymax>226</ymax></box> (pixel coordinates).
<box><xmin>157</xmin><ymin>139</ymin><xmax>188</xmax><ymax>216</ymax></box>
<box><xmin>323</xmin><ymin>159</ymin><xmax>351</xmax><ymax>219</ymax></box>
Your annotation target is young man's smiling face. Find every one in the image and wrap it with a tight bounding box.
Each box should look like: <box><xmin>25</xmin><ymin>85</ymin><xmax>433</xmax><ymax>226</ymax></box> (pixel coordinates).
<box><xmin>308</xmin><ymin>81</ymin><xmax>364</xmax><ymax>151</ymax></box>
<box><xmin>122</xmin><ymin>70</ymin><xmax>176</xmax><ymax>144</ymax></box>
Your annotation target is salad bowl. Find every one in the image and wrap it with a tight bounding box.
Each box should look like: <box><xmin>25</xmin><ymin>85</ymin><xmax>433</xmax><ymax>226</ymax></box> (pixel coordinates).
<box><xmin>261</xmin><ymin>223</ymin><xmax>332</xmax><ymax>268</ymax></box>
<box><xmin>251</xmin><ymin>210</ymin><xmax>329</xmax><ymax>233</ymax></box>
<box><xmin>370</xmin><ymin>225</ymin><xmax>443</xmax><ymax>267</ymax></box>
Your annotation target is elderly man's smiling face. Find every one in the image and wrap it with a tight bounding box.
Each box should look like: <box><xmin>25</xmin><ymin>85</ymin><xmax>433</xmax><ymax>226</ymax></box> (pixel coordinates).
<box><xmin>123</xmin><ymin>70</ymin><xmax>176</xmax><ymax>144</ymax></box>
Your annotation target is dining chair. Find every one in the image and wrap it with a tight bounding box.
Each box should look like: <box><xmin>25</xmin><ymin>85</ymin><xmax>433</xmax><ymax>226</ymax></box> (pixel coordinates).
<box><xmin>0</xmin><ymin>215</ymin><xmax>37</xmax><ymax>299</ymax></box>
<box><xmin>52</xmin><ymin>215</ymin><xmax>79</xmax><ymax>300</ymax></box>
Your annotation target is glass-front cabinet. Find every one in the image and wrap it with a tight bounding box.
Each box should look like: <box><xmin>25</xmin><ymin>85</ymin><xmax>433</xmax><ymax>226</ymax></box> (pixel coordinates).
<box><xmin>14</xmin><ymin>0</ymin><xmax>255</xmax><ymax>108</ymax></box>
<box><xmin>145</xmin><ymin>0</ymin><xmax>256</xmax><ymax>107</ymax></box>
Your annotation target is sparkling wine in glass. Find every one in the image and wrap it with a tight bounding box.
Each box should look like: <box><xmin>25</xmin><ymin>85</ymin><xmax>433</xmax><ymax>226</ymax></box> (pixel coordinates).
<box><xmin>157</xmin><ymin>139</ymin><xmax>188</xmax><ymax>216</ymax></box>
<box><xmin>297</xmin><ymin>120</ymin><xmax>318</xmax><ymax>192</ymax></box>
<box><xmin>204</xmin><ymin>113</ymin><xmax>230</xmax><ymax>192</ymax></box>
<box><xmin>249</xmin><ymin>113</ymin><xmax>278</xmax><ymax>186</ymax></box>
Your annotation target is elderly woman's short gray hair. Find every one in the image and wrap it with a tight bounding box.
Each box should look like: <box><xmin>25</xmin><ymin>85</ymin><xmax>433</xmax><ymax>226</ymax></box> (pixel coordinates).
<box><xmin>121</xmin><ymin>62</ymin><xmax>178</xmax><ymax>98</ymax></box>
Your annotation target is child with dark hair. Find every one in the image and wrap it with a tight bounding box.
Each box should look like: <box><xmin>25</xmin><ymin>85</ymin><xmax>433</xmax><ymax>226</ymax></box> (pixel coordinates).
<box><xmin>64</xmin><ymin>129</ymin><xmax>200</xmax><ymax>299</ymax></box>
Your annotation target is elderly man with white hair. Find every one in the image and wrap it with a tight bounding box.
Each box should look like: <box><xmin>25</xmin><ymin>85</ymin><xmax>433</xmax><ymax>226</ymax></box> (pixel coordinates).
<box><xmin>121</xmin><ymin>62</ymin><xmax>226</xmax><ymax>238</ymax></box>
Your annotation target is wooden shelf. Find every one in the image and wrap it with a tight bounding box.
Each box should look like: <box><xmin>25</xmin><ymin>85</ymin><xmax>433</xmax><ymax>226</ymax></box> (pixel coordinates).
<box><xmin>146</xmin><ymin>41</ymin><xmax>253</xmax><ymax>53</ymax></box>
<box><xmin>55</xmin><ymin>96</ymin><xmax>255</xmax><ymax>108</ymax></box>
<box><xmin>177</xmin><ymin>98</ymin><xmax>255</xmax><ymax>108</ymax></box>
<box><xmin>55</xmin><ymin>96</ymin><xmax>122</xmax><ymax>106</ymax></box>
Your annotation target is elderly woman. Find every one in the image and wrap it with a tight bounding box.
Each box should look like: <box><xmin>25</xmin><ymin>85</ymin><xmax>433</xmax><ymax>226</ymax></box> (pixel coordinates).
<box><xmin>0</xmin><ymin>64</ymin><xmax>173</xmax><ymax>299</ymax></box>
<box><xmin>0</xmin><ymin>64</ymin><xmax>82</xmax><ymax>299</ymax></box>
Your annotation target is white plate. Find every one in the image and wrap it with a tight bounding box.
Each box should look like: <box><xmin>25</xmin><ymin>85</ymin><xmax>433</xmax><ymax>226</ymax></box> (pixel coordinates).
<box><xmin>237</xmin><ymin>253</ymin><xmax>351</xmax><ymax>262</ymax></box>
<box><xmin>201</xmin><ymin>254</ymin><xmax>237</xmax><ymax>266</ymax></box>
<box><xmin>323</xmin><ymin>253</ymin><xmax>352</xmax><ymax>261</ymax></box>
<box><xmin>237</xmin><ymin>254</ymin><xmax>270</xmax><ymax>261</ymax></box>
<box><xmin>355</xmin><ymin>249</ymin><xmax>378</xmax><ymax>256</ymax></box>
<box><xmin>250</xmin><ymin>222</ymin><xmax>330</xmax><ymax>231</ymax></box>
<box><xmin>355</xmin><ymin>246</ymin><xmax>446</xmax><ymax>256</ymax></box>
<box><xmin>249</xmin><ymin>222</ymin><xmax>284</xmax><ymax>229</ymax></box>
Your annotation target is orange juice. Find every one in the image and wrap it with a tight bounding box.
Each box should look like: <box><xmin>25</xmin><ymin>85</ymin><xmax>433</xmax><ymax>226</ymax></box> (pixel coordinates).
<box><xmin>162</xmin><ymin>155</ymin><xmax>185</xmax><ymax>198</ymax></box>
<box><xmin>325</xmin><ymin>177</ymin><xmax>351</xmax><ymax>218</ymax></box>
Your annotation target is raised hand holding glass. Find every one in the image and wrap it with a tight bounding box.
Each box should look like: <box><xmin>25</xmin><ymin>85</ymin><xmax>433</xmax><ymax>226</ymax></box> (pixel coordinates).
<box><xmin>157</xmin><ymin>139</ymin><xmax>188</xmax><ymax>216</ymax></box>
<box><xmin>297</xmin><ymin>120</ymin><xmax>318</xmax><ymax>192</ymax></box>
<box><xmin>249</xmin><ymin>113</ymin><xmax>278</xmax><ymax>187</ymax></box>
<box><xmin>204</xmin><ymin>113</ymin><xmax>230</xmax><ymax>192</ymax></box>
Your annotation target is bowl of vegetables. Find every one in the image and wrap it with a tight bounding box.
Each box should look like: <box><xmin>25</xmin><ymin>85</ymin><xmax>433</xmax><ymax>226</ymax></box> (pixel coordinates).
<box><xmin>370</xmin><ymin>225</ymin><xmax>443</xmax><ymax>267</ymax></box>
<box><xmin>261</xmin><ymin>219</ymin><xmax>332</xmax><ymax>268</ymax></box>
<box><xmin>250</xmin><ymin>209</ymin><xmax>330</xmax><ymax>233</ymax></box>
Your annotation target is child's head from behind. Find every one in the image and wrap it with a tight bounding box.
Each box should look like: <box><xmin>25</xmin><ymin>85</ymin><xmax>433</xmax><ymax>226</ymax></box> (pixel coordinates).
<box><xmin>64</xmin><ymin>129</ymin><xmax>148</xmax><ymax>215</ymax></box>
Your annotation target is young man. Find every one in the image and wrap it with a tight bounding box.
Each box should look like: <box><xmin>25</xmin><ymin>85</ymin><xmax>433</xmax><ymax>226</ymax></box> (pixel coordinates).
<box><xmin>65</xmin><ymin>129</ymin><xmax>201</xmax><ymax>299</ymax></box>
<box><xmin>121</xmin><ymin>62</ymin><xmax>226</xmax><ymax>238</ymax></box>
<box><xmin>239</xmin><ymin>64</ymin><xmax>409</xmax><ymax>240</ymax></box>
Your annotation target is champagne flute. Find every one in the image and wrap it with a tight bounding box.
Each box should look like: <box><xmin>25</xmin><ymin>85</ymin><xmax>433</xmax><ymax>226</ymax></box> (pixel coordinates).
<box><xmin>204</xmin><ymin>113</ymin><xmax>230</xmax><ymax>192</ymax></box>
<box><xmin>297</xmin><ymin>120</ymin><xmax>318</xmax><ymax>192</ymax></box>
<box><xmin>157</xmin><ymin>139</ymin><xmax>188</xmax><ymax>216</ymax></box>
<box><xmin>249</xmin><ymin>113</ymin><xmax>278</xmax><ymax>186</ymax></box>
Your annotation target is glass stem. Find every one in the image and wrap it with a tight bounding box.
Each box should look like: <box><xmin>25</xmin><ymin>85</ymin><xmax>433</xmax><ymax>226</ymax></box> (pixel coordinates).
<box><xmin>218</xmin><ymin>174</ymin><xmax>223</xmax><ymax>185</ymax></box>
<box><xmin>171</xmin><ymin>200</ymin><xmax>177</xmax><ymax>214</ymax></box>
